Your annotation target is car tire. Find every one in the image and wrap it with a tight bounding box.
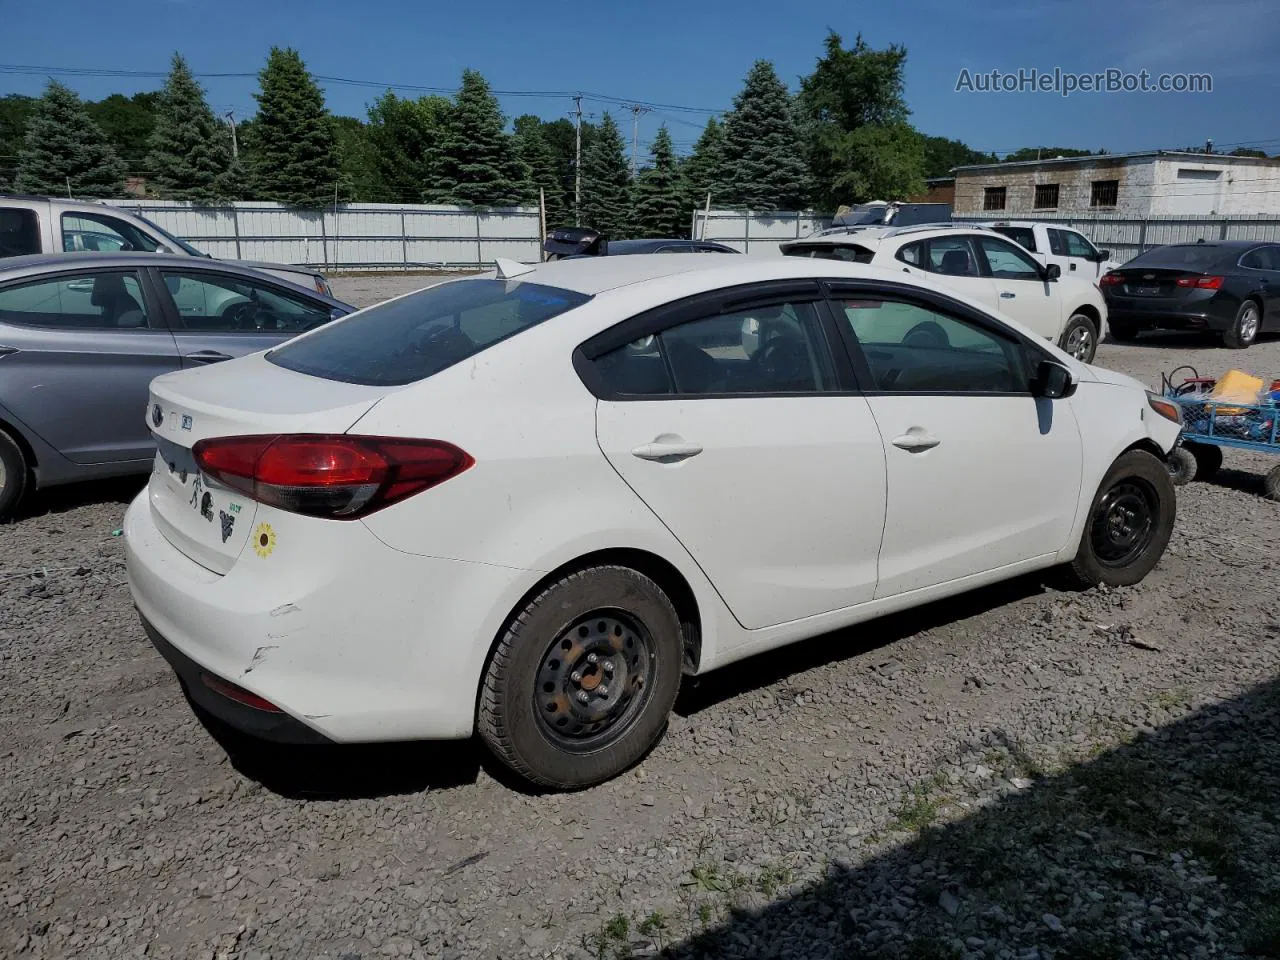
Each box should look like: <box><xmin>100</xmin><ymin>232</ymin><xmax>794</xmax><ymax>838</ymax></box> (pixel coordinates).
<box><xmin>1108</xmin><ymin>319</ymin><xmax>1139</xmax><ymax>343</ymax></box>
<box><xmin>1064</xmin><ymin>449</ymin><xmax>1176</xmax><ymax>589</ymax></box>
<box><xmin>1264</xmin><ymin>466</ymin><xmax>1280</xmax><ymax>502</ymax></box>
<box><xmin>478</xmin><ymin>565</ymin><xmax>684</xmax><ymax>790</ymax></box>
<box><xmin>1165</xmin><ymin>447</ymin><xmax>1198</xmax><ymax>486</ymax></box>
<box><xmin>1223</xmin><ymin>299</ymin><xmax>1261</xmax><ymax>349</ymax></box>
<box><xmin>1186</xmin><ymin>442</ymin><xmax>1223</xmax><ymax>482</ymax></box>
<box><xmin>0</xmin><ymin>428</ymin><xmax>29</xmax><ymax>521</ymax></box>
<box><xmin>1059</xmin><ymin>313</ymin><xmax>1098</xmax><ymax>363</ymax></box>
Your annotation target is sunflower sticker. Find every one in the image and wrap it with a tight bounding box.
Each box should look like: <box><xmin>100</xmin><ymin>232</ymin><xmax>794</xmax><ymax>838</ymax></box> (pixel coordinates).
<box><xmin>252</xmin><ymin>522</ymin><xmax>277</xmax><ymax>558</ymax></box>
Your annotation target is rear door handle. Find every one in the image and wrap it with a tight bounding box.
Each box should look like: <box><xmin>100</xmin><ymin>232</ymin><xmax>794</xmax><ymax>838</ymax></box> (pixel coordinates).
<box><xmin>631</xmin><ymin>438</ymin><xmax>703</xmax><ymax>462</ymax></box>
<box><xmin>1000</xmin><ymin>291</ymin><xmax>1016</xmax><ymax>299</ymax></box>
<box><xmin>0</xmin><ymin>345</ymin><xmax>17</xmax><ymax>358</ymax></box>
<box><xmin>892</xmin><ymin>432</ymin><xmax>941</xmax><ymax>452</ymax></box>
<box><xmin>184</xmin><ymin>350</ymin><xmax>233</xmax><ymax>364</ymax></box>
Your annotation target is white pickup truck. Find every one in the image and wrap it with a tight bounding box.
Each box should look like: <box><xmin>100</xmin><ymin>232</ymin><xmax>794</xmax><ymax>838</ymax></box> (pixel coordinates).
<box><xmin>977</xmin><ymin>220</ymin><xmax>1123</xmax><ymax>283</ymax></box>
<box><xmin>0</xmin><ymin>195</ymin><xmax>334</xmax><ymax>296</ymax></box>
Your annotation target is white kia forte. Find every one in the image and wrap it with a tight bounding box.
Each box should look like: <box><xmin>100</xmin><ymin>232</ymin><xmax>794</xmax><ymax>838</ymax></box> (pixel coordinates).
<box><xmin>125</xmin><ymin>254</ymin><xmax>1183</xmax><ymax>789</ymax></box>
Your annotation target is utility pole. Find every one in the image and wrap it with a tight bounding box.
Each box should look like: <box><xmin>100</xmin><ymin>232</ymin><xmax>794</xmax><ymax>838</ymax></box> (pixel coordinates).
<box><xmin>224</xmin><ymin>111</ymin><xmax>238</xmax><ymax>160</ymax></box>
<box><xmin>629</xmin><ymin>104</ymin><xmax>651</xmax><ymax>178</ymax></box>
<box><xmin>573</xmin><ymin>95</ymin><xmax>583</xmax><ymax>227</ymax></box>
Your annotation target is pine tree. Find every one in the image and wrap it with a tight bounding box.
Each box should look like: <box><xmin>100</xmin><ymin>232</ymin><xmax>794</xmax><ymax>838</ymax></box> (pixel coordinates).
<box><xmin>14</xmin><ymin>81</ymin><xmax>126</xmax><ymax>197</ymax></box>
<box><xmin>632</xmin><ymin>127</ymin><xmax>686</xmax><ymax>238</ymax></box>
<box><xmin>435</xmin><ymin>70</ymin><xmax>528</xmax><ymax>206</ymax></box>
<box><xmin>513</xmin><ymin>115</ymin><xmax>565</xmax><ymax>226</ymax></box>
<box><xmin>579</xmin><ymin>113</ymin><xmax>630</xmax><ymax>238</ymax></box>
<box><xmin>682</xmin><ymin>117</ymin><xmax>727</xmax><ymax>211</ymax></box>
<box><xmin>146</xmin><ymin>54</ymin><xmax>237</xmax><ymax>203</ymax></box>
<box><xmin>720</xmin><ymin>61</ymin><xmax>809</xmax><ymax>211</ymax></box>
<box><xmin>247</xmin><ymin>48</ymin><xmax>341</xmax><ymax>207</ymax></box>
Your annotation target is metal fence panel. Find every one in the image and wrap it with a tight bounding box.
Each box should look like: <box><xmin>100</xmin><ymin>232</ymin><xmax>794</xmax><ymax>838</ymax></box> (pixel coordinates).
<box><xmin>691</xmin><ymin>209</ymin><xmax>833</xmax><ymax>254</ymax></box>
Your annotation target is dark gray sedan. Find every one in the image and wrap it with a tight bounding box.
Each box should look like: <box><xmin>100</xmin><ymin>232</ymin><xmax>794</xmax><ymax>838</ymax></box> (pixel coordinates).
<box><xmin>0</xmin><ymin>253</ymin><xmax>354</xmax><ymax>518</ymax></box>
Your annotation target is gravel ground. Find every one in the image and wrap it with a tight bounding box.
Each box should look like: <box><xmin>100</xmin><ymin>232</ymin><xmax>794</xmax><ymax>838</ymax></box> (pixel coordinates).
<box><xmin>2</xmin><ymin>288</ymin><xmax>1279</xmax><ymax>959</ymax></box>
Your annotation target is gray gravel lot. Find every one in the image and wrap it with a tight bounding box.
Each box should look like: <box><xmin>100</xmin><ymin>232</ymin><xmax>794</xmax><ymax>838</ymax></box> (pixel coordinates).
<box><xmin>2</xmin><ymin>278</ymin><xmax>1279</xmax><ymax>959</ymax></box>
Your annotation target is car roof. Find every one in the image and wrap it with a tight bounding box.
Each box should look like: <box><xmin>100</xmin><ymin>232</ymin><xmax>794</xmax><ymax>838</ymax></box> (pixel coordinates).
<box><xmin>0</xmin><ymin>194</ymin><xmax>122</xmax><ymax>214</ymax></box>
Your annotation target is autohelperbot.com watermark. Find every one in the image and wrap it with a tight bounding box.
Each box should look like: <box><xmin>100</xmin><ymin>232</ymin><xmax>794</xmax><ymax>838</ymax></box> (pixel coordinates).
<box><xmin>955</xmin><ymin>67</ymin><xmax>1212</xmax><ymax>97</ymax></box>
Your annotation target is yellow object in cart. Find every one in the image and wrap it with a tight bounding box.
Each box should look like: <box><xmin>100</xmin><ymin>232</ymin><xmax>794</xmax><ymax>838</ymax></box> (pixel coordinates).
<box><xmin>1209</xmin><ymin>369</ymin><xmax>1265</xmax><ymax>415</ymax></box>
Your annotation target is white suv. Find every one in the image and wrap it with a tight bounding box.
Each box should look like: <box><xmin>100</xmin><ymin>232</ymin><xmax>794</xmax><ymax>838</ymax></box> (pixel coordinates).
<box><xmin>781</xmin><ymin>224</ymin><xmax>1108</xmax><ymax>363</ymax></box>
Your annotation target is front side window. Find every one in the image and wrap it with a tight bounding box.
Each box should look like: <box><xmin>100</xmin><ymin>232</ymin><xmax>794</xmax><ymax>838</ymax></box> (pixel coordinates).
<box><xmin>268</xmin><ymin>278</ymin><xmax>590</xmax><ymax>386</ymax></box>
<box><xmin>1047</xmin><ymin>229</ymin><xmax>1066</xmax><ymax>256</ymax></box>
<box><xmin>0</xmin><ymin>271</ymin><xmax>150</xmax><ymax>330</ymax></box>
<box><xmin>161</xmin><ymin>270</ymin><xmax>332</xmax><ymax>333</ymax></box>
<box><xmin>1062</xmin><ymin>231</ymin><xmax>1097</xmax><ymax>259</ymax></box>
<box><xmin>592</xmin><ymin>300</ymin><xmax>837</xmax><ymax>397</ymax></box>
<box><xmin>61</xmin><ymin>213</ymin><xmax>160</xmax><ymax>253</ymax></box>
<box><xmin>977</xmin><ymin>236</ymin><xmax>1042</xmax><ymax>280</ymax></box>
<box><xmin>0</xmin><ymin>208</ymin><xmax>42</xmax><ymax>258</ymax></box>
<box><xmin>837</xmin><ymin>298</ymin><xmax>1027</xmax><ymax>394</ymax></box>
<box><xmin>926</xmin><ymin>236</ymin><xmax>981</xmax><ymax>277</ymax></box>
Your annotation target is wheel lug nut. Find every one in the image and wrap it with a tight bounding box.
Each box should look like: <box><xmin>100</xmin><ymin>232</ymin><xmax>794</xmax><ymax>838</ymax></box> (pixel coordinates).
<box><xmin>576</xmin><ymin>691</ymin><xmax>589</xmax><ymax>704</ymax></box>
<box><xmin>570</xmin><ymin>671</ymin><xmax>582</xmax><ymax>682</ymax></box>
<box><xmin>599</xmin><ymin>685</ymin><xmax>610</xmax><ymax>697</ymax></box>
<box><xmin>587</xmin><ymin>653</ymin><xmax>599</xmax><ymax>664</ymax></box>
<box><xmin>602</xmin><ymin>661</ymin><xmax>614</xmax><ymax>673</ymax></box>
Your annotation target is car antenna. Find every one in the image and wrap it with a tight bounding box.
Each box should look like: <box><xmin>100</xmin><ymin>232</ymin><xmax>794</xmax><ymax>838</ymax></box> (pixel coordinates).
<box><xmin>494</xmin><ymin>257</ymin><xmax>536</xmax><ymax>280</ymax></box>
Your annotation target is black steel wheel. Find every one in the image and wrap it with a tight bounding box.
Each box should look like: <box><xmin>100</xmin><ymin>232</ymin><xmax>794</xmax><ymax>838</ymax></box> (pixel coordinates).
<box><xmin>1064</xmin><ymin>449</ymin><xmax>1176</xmax><ymax>588</ymax></box>
<box><xmin>478</xmin><ymin>565</ymin><xmax>683</xmax><ymax>790</ymax></box>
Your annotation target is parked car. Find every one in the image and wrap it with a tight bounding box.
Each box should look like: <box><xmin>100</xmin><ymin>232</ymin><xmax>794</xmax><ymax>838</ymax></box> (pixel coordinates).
<box><xmin>0</xmin><ymin>252</ymin><xmax>354</xmax><ymax>519</ymax></box>
<box><xmin>542</xmin><ymin>226</ymin><xmax>737</xmax><ymax>259</ymax></box>
<box><xmin>978</xmin><ymin>220</ymin><xmax>1122</xmax><ymax>281</ymax></box>
<box><xmin>1100</xmin><ymin>240</ymin><xmax>1280</xmax><ymax>348</ymax></box>
<box><xmin>828</xmin><ymin>200</ymin><xmax>952</xmax><ymax>229</ymax></box>
<box><xmin>0</xmin><ymin>195</ymin><xmax>335</xmax><ymax>296</ymax></box>
<box><xmin>779</xmin><ymin>223</ymin><xmax>1109</xmax><ymax>362</ymax></box>
<box><xmin>125</xmin><ymin>253</ymin><xmax>1180</xmax><ymax>790</ymax></box>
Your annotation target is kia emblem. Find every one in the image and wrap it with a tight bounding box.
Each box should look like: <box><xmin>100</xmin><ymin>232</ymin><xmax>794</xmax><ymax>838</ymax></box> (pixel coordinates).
<box><xmin>151</xmin><ymin>404</ymin><xmax>163</xmax><ymax>428</ymax></box>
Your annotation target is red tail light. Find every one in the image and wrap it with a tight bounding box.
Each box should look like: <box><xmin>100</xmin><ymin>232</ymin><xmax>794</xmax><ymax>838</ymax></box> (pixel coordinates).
<box><xmin>1175</xmin><ymin>275</ymin><xmax>1224</xmax><ymax>289</ymax></box>
<box><xmin>1098</xmin><ymin>272</ymin><xmax>1122</xmax><ymax>286</ymax></box>
<box><xmin>192</xmin><ymin>435</ymin><xmax>473</xmax><ymax>519</ymax></box>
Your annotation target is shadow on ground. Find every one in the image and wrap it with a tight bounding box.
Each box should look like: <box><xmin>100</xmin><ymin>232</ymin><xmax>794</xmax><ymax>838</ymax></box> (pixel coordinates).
<box><xmin>12</xmin><ymin>475</ymin><xmax>144</xmax><ymax>521</ymax></box>
<box><xmin>633</xmin><ymin>677</ymin><xmax>1280</xmax><ymax>959</ymax></box>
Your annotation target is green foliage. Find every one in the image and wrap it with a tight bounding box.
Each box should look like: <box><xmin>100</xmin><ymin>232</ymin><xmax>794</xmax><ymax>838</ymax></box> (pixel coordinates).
<box><xmin>1230</xmin><ymin>147</ymin><xmax>1269</xmax><ymax>158</ymax></box>
<box><xmin>579</xmin><ymin>112</ymin><xmax>630</xmax><ymax>237</ymax></box>
<box><xmin>513</xmin><ymin>115</ymin><xmax>565</xmax><ymax>225</ymax></box>
<box><xmin>539</xmin><ymin>116</ymin><xmax>598</xmax><ymax>225</ymax></box>
<box><xmin>365</xmin><ymin>91</ymin><xmax>450</xmax><ymax>202</ymax></box>
<box><xmin>331</xmin><ymin>116</ymin><xmax>384</xmax><ymax>202</ymax></box>
<box><xmin>826</xmin><ymin>121</ymin><xmax>926</xmax><ymax>205</ymax></box>
<box><xmin>719</xmin><ymin>60</ymin><xmax>809</xmax><ymax>211</ymax></box>
<box><xmin>146</xmin><ymin>54</ymin><xmax>237</xmax><ymax>203</ymax></box>
<box><xmin>922</xmin><ymin>135</ymin><xmax>996</xmax><ymax>178</ymax></box>
<box><xmin>631</xmin><ymin>127</ymin><xmax>685</xmax><ymax>237</ymax></box>
<box><xmin>682</xmin><ymin>117</ymin><xmax>726</xmax><ymax>211</ymax></box>
<box><xmin>435</xmin><ymin>70</ymin><xmax>528</xmax><ymax>206</ymax></box>
<box><xmin>247</xmin><ymin>47</ymin><xmax>341</xmax><ymax>207</ymax></box>
<box><xmin>1001</xmin><ymin>146</ymin><xmax>1097</xmax><ymax>162</ymax></box>
<box><xmin>0</xmin><ymin>94</ymin><xmax>37</xmax><ymax>188</ymax></box>
<box><xmin>14</xmin><ymin>81</ymin><xmax>126</xmax><ymax>197</ymax></box>
<box><xmin>88</xmin><ymin>92</ymin><xmax>159</xmax><ymax>166</ymax></box>
<box><xmin>800</xmin><ymin>31</ymin><xmax>910</xmax><ymax>131</ymax></box>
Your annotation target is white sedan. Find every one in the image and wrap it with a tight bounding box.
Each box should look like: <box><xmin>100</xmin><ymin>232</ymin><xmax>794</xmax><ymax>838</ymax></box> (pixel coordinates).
<box><xmin>125</xmin><ymin>254</ymin><xmax>1182</xmax><ymax>789</ymax></box>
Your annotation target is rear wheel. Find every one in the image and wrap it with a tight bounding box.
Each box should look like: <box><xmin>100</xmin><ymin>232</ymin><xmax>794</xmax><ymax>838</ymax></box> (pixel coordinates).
<box><xmin>1186</xmin><ymin>442</ymin><xmax>1223</xmax><ymax>482</ymax></box>
<box><xmin>1064</xmin><ymin>450</ymin><xmax>1176</xmax><ymax>588</ymax></box>
<box><xmin>1059</xmin><ymin>313</ymin><xmax>1098</xmax><ymax>363</ymax></box>
<box><xmin>478</xmin><ymin>565</ymin><xmax>684</xmax><ymax>790</ymax></box>
<box><xmin>1264</xmin><ymin>466</ymin><xmax>1280</xmax><ymax>502</ymax></box>
<box><xmin>1223</xmin><ymin>300</ymin><xmax>1261</xmax><ymax>349</ymax></box>
<box><xmin>0</xmin><ymin>428</ymin><xmax>28</xmax><ymax>521</ymax></box>
<box><xmin>1165</xmin><ymin>447</ymin><xmax>1198</xmax><ymax>486</ymax></box>
<box><xmin>1108</xmin><ymin>319</ymin><xmax>1139</xmax><ymax>343</ymax></box>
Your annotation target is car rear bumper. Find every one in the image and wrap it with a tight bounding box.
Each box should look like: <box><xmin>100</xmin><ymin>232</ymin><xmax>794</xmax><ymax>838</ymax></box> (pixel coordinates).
<box><xmin>124</xmin><ymin>489</ymin><xmax>535</xmax><ymax>743</ymax></box>
<box><xmin>1105</xmin><ymin>295</ymin><xmax>1237</xmax><ymax>331</ymax></box>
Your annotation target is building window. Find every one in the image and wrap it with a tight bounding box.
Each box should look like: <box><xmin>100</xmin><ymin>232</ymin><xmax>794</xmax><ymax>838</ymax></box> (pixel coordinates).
<box><xmin>983</xmin><ymin>187</ymin><xmax>1006</xmax><ymax>211</ymax></box>
<box><xmin>1091</xmin><ymin>179</ymin><xmax>1119</xmax><ymax>208</ymax></box>
<box><xmin>1034</xmin><ymin>183</ymin><xmax>1060</xmax><ymax>209</ymax></box>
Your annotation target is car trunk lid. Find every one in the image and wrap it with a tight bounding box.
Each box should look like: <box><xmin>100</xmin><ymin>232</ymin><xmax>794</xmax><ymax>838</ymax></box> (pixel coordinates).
<box><xmin>145</xmin><ymin>353</ymin><xmax>394</xmax><ymax>574</ymax></box>
<box><xmin>1109</xmin><ymin>268</ymin><xmax>1203</xmax><ymax>299</ymax></box>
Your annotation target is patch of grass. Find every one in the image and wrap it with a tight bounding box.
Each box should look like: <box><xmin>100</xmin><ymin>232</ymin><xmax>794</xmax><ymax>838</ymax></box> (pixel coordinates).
<box><xmin>755</xmin><ymin>864</ymin><xmax>794</xmax><ymax>897</ymax></box>
<box><xmin>1151</xmin><ymin>687</ymin><xmax>1191</xmax><ymax>711</ymax></box>
<box><xmin>585</xmin><ymin>913</ymin><xmax>632</xmax><ymax>960</ymax></box>
<box><xmin>687</xmin><ymin>864</ymin><xmax>731</xmax><ymax>893</ymax></box>
<box><xmin>891</xmin><ymin>795</ymin><xmax>941</xmax><ymax>832</ymax></box>
<box><xmin>637</xmin><ymin>911</ymin><xmax>668</xmax><ymax>951</ymax></box>
<box><xmin>696</xmin><ymin>902</ymin><xmax>714</xmax><ymax>928</ymax></box>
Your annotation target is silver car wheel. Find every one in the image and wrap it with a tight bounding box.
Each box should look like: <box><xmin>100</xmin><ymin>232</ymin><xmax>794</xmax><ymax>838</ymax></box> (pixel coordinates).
<box><xmin>1240</xmin><ymin>304</ymin><xmax>1260</xmax><ymax>343</ymax></box>
<box><xmin>1064</xmin><ymin>316</ymin><xmax>1094</xmax><ymax>361</ymax></box>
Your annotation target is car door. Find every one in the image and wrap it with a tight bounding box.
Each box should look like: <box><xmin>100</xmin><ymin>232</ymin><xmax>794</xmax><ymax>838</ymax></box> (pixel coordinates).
<box><xmin>154</xmin><ymin>267</ymin><xmax>340</xmax><ymax>367</ymax></box>
<box><xmin>893</xmin><ymin>236</ymin><xmax>1001</xmax><ymax>311</ymax></box>
<box><xmin>1060</xmin><ymin>229</ymin><xmax>1106</xmax><ymax>280</ymax></box>
<box><xmin>0</xmin><ymin>267</ymin><xmax>180</xmax><ymax>463</ymax></box>
<box><xmin>1261</xmin><ymin>246</ymin><xmax>1280</xmax><ymax>320</ymax></box>
<box><xmin>827</xmin><ymin>286</ymin><xmax>1082</xmax><ymax>598</ymax></box>
<box><xmin>585</xmin><ymin>282</ymin><xmax>888</xmax><ymax>630</ymax></box>
<box><xmin>975</xmin><ymin>235</ymin><xmax>1062</xmax><ymax>340</ymax></box>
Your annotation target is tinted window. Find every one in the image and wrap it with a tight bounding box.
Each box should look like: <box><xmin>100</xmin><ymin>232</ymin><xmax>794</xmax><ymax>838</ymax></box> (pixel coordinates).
<box><xmin>993</xmin><ymin>226</ymin><xmax>1036</xmax><ymax>252</ymax></box>
<box><xmin>593</xmin><ymin>300</ymin><xmax>836</xmax><ymax>397</ymax></box>
<box><xmin>926</xmin><ymin>236</ymin><xmax>981</xmax><ymax>277</ymax></box>
<box><xmin>1130</xmin><ymin>244</ymin><xmax>1228</xmax><ymax>269</ymax></box>
<box><xmin>0</xmin><ymin>271</ymin><xmax>150</xmax><ymax>329</ymax></box>
<box><xmin>1262</xmin><ymin>246</ymin><xmax>1280</xmax><ymax>271</ymax></box>
<box><xmin>0</xmin><ymin>208</ymin><xmax>41</xmax><ymax>258</ymax></box>
<box><xmin>1047</xmin><ymin>229</ymin><xmax>1066</xmax><ymax>256</ymax></box>
<box><xmin>896</xmin><ymin>241</ymin><xmax>924</xmax><ymax>267</ymax></box>
<box><xmin>162</xmin><ymin>270</ymin><xmax>332</xmax><ymax>333</ymax></box>
<box><xmin>838</xmin><ymin>298</ymin><xmax>1027</xmax><ymax>394</ymax></box>
<box><xmin>60</xmin><ymin>212</ymin><xmax>160</xmax><ymax>253</ymax></box>
<box><xmin>1240</xmin><ymin>248</ymin><xmax>1266</xmax><ymax>269</ymax></box>
<box><xmin>784</xmin><ymin>243</ymin><xmax>874</xmax><ymax>264</ymax></box>
<box><xmin>1062</xmin><ymin>231</ymin><xmax>1097</xmax><ymax>258</ymax></box>
<box><xmin>268</xmin><ymin>278</ymin><xmax>590</xmax><ymax>386</ymax></box>
<box><xmin>977</xmin><ymin>236</ymin><xmax>1042</xmax><ymax>279</ymax></box>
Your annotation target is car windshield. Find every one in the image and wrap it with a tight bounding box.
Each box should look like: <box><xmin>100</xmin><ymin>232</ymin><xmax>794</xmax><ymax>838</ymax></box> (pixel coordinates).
<box><xmin>134</xmin><ymin>214</ymin><xmax>208</xmax><ymax>257</ymax></box>
<box><xmin>1130</xmin><ymin>244</ymin><xmax>1229</xmax><ymax>269</ymax></box>
<box><xmin>267</xmin><ymin>277</ymin><xmax>591</xmax><ymax>386</ymax></box>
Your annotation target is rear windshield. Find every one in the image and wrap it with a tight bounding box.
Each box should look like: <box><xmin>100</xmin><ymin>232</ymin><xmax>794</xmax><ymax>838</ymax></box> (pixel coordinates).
<box><xmin>267</xmin><ymin>277</ymin><xmax>590</xmax><ymax>386</ymax></box>
<box><xmin>992</xmin><ymin>226</ymin><xmax>1036</xmax><ymax>252</ymax></box>
<box><xmin>783</xmin><ymin>243</ymin><xmax>875</xmax><ymax>264</ymax></box>
<box><xmin>1129</xmin><ymin>244</ymin><xmax>1229</xmax><ymax>269</ymax></box>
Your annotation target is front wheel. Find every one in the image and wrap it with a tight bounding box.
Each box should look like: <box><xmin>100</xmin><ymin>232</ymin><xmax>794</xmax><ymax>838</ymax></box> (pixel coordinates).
<box><xmin>0</xmin><ymin>428</ymin><xmax>29</xmax><ymax>521</ymax></box>
<box><xmin>1059</xmin><ymin>313</ymin><xmax>1098</xmax><ymax>363</ymax></box>
<box><xmin>478</xmin><ymin>565</ymin><xmax>684</xmax><ymax>790</ymax></box>
<box><xmin>1064</xmin><ymin>449</ymin><xmax>1176</xmax><ymax>588</ymax></box>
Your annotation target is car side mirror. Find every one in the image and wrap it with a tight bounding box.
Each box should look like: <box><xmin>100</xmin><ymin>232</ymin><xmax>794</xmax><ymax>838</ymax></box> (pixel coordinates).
<box><xmin>1044</xmin><ymin>263</ymin><xmax>1062</xmax><ymax>281</ymax></box>
<box><xmin>1034</xmin><ymin>359</ymin><xmax>1076</xmax><ymax>398</ymax></box>
<box><xmin>1095</xmin><ymin>249</ymin><xmax>1111</xmax><ymax>262</ymax></box>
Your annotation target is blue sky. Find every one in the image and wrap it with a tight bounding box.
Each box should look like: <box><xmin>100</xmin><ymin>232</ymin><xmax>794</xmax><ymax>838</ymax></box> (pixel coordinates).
<box><xmin>5</xmin><ymin>0</ymin><xmax>1278</xmax><ymax>160</ymax></box>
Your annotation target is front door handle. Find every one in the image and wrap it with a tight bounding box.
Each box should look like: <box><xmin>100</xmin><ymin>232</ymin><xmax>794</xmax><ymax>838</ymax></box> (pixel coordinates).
<box><xmin>184</xmin><ymin>350</ymin><xmax>233</xmax><ymax>365</ymax></box>
<box><xmin>631</xmin><ymin>436</ymin><xmax>703</xmax><ymax>463</ymax></box>
<box><xmin>1000</xmin><ymin>291</ymin><xmax>1016</xmax><ymax>299</ymax></box>
<box><xmin>892</xmin><ymin>432</ymin><xmax>941</xmax><ymax>452</ymax></box>
<box><xmin>0</xmin><ymin>345</ymin><xmax>17</xmax><ymax>358</ymax></box>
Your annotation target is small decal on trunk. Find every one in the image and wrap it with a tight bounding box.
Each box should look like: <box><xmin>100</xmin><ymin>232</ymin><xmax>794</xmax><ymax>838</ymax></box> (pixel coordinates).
<box><xmin>200</xmin><ymin>492</ymin><xmax>213</xmax><ymax>522</ymax></box>
<box><xmin>219</xmin><ymin>510</ymin><xmax>236</xmax><ymax>543</ymax></box>
<box><xmin>253</xmin><ymin>523</ymin><xmax>277</xmax><ymax>558</ymax></box>
<box><xmin>181</xmin><ymin>414</ymin><xmax>193</xmax><ymax>431</ymax></box>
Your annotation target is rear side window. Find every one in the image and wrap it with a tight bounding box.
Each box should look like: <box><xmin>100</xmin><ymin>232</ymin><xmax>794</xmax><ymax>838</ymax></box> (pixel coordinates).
<box><xmin>993</xmin><ymin>226</ymin><xmax>1036</xmax><ymax>252</ymax></box>
<box><xmin>0</xmin><ymin>271</ymin><xmax>151</xmax><ymax>329</ymax></box>
<box><xmin>895</xmin><ymin>241</ymin><xmax>924</xmax><ymax>267</ymax></box>
<box><xmin>268</xmin><ymin>278</ymin><xmax>590</xmax><ymax>386</ymax></box>
<box><xmin>926</xmin><ymin>236</ymin><xmax>982</xmax><ymax>277</ymax></box>
<box><xmin>0</xmin><ymin>208</ymin><xmax>41</xmax><ymax>258</ymax></box>
<box><xmin>61</xmin><ymin>212</ymin><xmax>160</xmax><ymax>253</ymax></box>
